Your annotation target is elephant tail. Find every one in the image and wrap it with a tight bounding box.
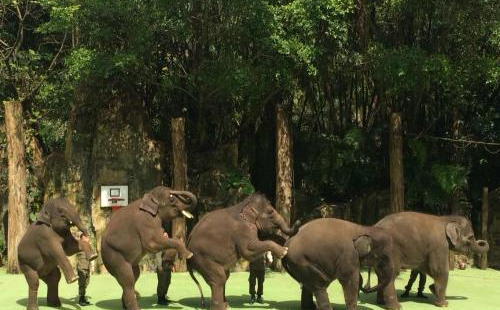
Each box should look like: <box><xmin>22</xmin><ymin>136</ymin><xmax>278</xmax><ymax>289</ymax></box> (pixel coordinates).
<box><xmin>187</xmin><ymin>263</ymin><xmax>205</xmax><ymax>308</ymax></box>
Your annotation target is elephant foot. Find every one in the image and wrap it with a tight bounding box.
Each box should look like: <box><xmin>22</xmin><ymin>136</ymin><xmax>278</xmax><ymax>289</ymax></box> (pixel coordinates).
<box><xmin>400</xmin><ymin>291</ymin><xmax>410</xmax><ymax>298</ymax></box>
<box><xmin>376</xmin><ymin>296</ymin><xmax>385</xmax><ymax>305</ymax></box>
<box><xmin>27</xmin><ymin>305</ymin><xmax>39</xmax><ymax>310</ymax></box>
<box><xmin>66</xmin><ymin>275</ymin><xmax>78</xmax><ymax>284</ymax></box>
<box><xmin>434</xmin><ymin>300</ymin><xmax>448</xmax><ymax>308</ymax></box>
<box><xmin>385</xmin><ymin>302</ymin><xmax>402</xmax><ymax>310</ymax></box>
<box><xmin>47</xmin><ymin>298</ymin><xmax>61</xmax><ymax>307</ymax></box>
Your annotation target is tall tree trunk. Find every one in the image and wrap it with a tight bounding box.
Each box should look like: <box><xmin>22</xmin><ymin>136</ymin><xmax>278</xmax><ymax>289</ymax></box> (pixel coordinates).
<box><xmin>389</xmin><ymin>112</ymin><xmax>404</xmax><ymax>213</ymax></box>
<box><xmin>171</xmin><ymin>117</ymin><xmax>188</xmax><ymax>272</ymax></box>
<box><xmin>3</xmin><ymin>100</ymin><xmax>28</xmax><ymax>274</ymax></box>
<box><xmin>275</xmin><ymin>104</ymin><xmax>293</xmax><ymax>271</ymax></box>
<box><xmin>479</xmin><ymin>187</ymin><xmax>489</xmax><ymax>269</ymax></box>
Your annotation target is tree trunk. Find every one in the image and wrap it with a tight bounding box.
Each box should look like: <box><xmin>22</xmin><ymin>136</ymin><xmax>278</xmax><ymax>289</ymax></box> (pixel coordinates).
<box><xmin>274</xmin><ymin>105</ymin><xmax>293</xmax><ymax>271</ymax></box>
<box><xmin>479</xmin><ymin>187</ymin><xmax>488</xmax><ymax>269</ymax></box>
<box><xmin>3</xmin><ymin>100</ymin><xmax>28</xmax><ymax>274</ymax></box>
<box><xmin>171</xmin><ymin>117</ymin><xmax>188</xmax><ymax>272</ymax></box>
<box><xmin>389</xmin><ymin>112</ymin><xmax>404</xmax><ymax>213</ymax></box>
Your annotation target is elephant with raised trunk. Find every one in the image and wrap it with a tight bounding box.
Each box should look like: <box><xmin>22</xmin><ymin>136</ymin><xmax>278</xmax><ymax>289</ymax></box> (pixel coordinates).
<box><xmin>101</xmin><ymin>186</ymin><xmax>197</xmax><ymax>310</ymax></box>
<box><xmin>368</xmin><ymin>212</ymin><xmax>489</xmax><ymax>309</ymax></box>
<box><xmin>283</xmin><ymin>218</ymin><xmax>394</xmax><ymax>310</ymax></box>
<box><xmin>18</xmin><ymin>197</ymin><xmax>97</xmax><ymax>310</ymax></box>
<box><xmin>187</xmin><ymin>193</ymin><xmax>300</xmax><ymax>310</ymax></box>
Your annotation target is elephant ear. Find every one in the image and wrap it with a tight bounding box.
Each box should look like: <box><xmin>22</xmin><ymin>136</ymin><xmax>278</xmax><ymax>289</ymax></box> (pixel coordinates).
<box><xmin>36</xmin><ymin>208</ymin><xmax>51</xmax><ymax>225</ymax></box>
<box><xmin>140</xmin><ymin>193</ymin><xmax>159</xmax><ymax>216</ymax></box>
<box><xmin>446</xmin><ymin>222</ymin><xmax>460</xmax><ymax>246</ymax></box>
<box><xmin>354</xmin><ymin>235</ymin><xmax>373</xmax><ymax>258</ymax></box>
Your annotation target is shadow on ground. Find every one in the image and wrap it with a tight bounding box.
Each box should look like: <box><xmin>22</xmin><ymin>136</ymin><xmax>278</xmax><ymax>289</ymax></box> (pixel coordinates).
<box><xmin>95</xmin><ymin>295</ymin><xmax>183</xmax><ymax>310</ymax></box>
<box><xmin>17</xmin><ymin>297</ymin><xmax>82</xmax><ymax>310</ymax></box>
<box><xmin>178</xmin><ymin>295</ymin><xmax>376</xmax><ymax>310</ymax></box>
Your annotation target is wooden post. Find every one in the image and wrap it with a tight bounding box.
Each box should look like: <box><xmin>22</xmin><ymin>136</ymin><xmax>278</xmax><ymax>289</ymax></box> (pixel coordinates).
<box><xmin>275</xmin><ymin>105</ymin><xmax>293</xmax><ymax>271</ymax></box>
<box><xmin>171</xmin><ymin>117</ymin><xmax>188</xmax><ymax>272</ymax></box>
<box><xmin>480</xmin><ymin>187</ymin><xmax>488</xmax><ymax>269</ymax></box>
<box><xmin>389</xmin><ymin>112</ymin><xmax>404</xmax><ymax>213</ymax></box>
<box><xmin>3</xmin><ymin>100</ymin><xmax>28</xmax><ymax>274</ymax></box>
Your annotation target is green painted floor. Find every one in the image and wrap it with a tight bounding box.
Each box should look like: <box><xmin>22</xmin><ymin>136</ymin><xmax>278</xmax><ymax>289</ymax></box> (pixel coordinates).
<box><xmin>1</xmin><ymin>267</ymin><xmax>499</xmax><ymax>310</ymax></box>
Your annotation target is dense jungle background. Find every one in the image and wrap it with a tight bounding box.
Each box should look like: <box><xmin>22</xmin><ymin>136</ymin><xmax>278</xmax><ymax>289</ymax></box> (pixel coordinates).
<box><xmin>1</xmin><ymin>0</ymin><xmax>499</xmax><ymax>272</ymax></box>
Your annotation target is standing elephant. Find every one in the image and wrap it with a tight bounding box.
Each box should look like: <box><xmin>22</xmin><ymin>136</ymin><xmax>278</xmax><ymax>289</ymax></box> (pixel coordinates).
<box><xmin>101</xmin><ymin>186</ymin><xmax>197</xmax><ymax>310</ymax></box>
<box><xmin>369</xmin><ymin>212</ymin><xmax>489</xmax><ymax>309</ymax></box>
<box><xmin>18</xmin><ymin>197</ymin><xmax>97</xmax><ymax>310</ymax></box>
<box><xmin>283</xmin><ymin>218</ymin><xmax>395</xmax><ymax>310</ymax></box>
<box><xmin>187</xmin><ymin>193</ymin><xmax>300</xmax><ymax>310</ymax></box>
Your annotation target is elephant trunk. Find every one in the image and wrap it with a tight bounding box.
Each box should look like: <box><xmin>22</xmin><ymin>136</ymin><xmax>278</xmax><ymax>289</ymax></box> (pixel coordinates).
<box><xmin>275</xmin><ymin>215</ymin><xmax>300</xmax><ymax>237</ymax></box>
<box><xmin>171</xmin><ymin>190</ymin><xmax>198</xmax><ymax>207</ymax></box>
<box><xmin>71</xmin><ymin>215</ymin><xmax>89</xmax><ymax>237</ymax></box>
<box><xmin>470</xmin><ymin>239</ymin><xmax>489</xmax><ymax>254</ymax></box>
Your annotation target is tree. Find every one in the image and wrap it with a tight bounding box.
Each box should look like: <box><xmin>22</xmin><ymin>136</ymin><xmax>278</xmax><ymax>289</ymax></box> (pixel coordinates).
<box><xmin>3</xmin><ymin>100</ymin><xmax>28</xmax><ymax>273</ymax></box>
<box><xmin>171</xmin><ymin>117</ymin><xmax>188</xmax><ymax>272</ymax></box>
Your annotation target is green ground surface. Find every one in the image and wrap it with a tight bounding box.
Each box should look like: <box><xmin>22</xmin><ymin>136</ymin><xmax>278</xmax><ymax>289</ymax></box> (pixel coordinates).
<box><xmin>1</xmin><ymin>268</ymin><xmax>499</xmax><ymax>310</ymax></box>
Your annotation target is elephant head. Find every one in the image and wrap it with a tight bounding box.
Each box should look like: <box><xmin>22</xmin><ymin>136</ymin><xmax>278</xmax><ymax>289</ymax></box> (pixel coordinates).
<box><xmin>445</xmin><ymin>216</ymin><xmax>489</xmax><ymax>254</ymax></box>
<box><xmin>355</xmin><ymin>228</ymin><xmax>395</xmax><ymax>294</ymax></box>
<box><xmin>140</xmin><ymin>186</ymin><xmax>197</xmax><ymax>222</ymax></box>
<box><xmin>240</xmin><ymin>193</ymin><xmax>299</xmax><ymax>237</ymax></box>
<box><xmin>36</xmin><ymin>197</ymin><xmax>89</xmax><ymax>236</ymax></box>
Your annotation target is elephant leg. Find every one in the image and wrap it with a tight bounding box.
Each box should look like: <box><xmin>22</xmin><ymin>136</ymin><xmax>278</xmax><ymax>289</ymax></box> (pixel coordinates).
<box><xmin>132</xmin><ymin>265</ymin><xmax>141</xmax><ymax>300</ymax></box>
<box><xmin>223</xmin><ymin>270</ymin><xmax>230</xmax><ymax>307</ymax></box>
<box><xmin>49</xmin><ymin>241</ymin><xmax>77</xmax><ymax>284</ymax></box>
<box><xmin>338</xmin><ymin>271</ymin><xmax>360</xmax><ymax>310</ymax></box>
<box><xmin>20</xmin><ymin>264</ymin><xmax>40</xmax><ymax>310</ymax></box>
<box><xmin>429</xmin><ymin>274</ymin><xmax>449</xmax><ymax>307</ymax></box>
<box><xmin>381</xmin><ymin>277</ymin><xmax>401</xmax><ymax>310</ymax></box>
<box><xmin>102</xmin><ymin>245</ymin><xmax>139</xmax><ymax>310</ymax></box>
<box><xmin>116</xmin><ymin>264</ymin><xmax>139</xmax><ymax>310</ymax></box>
<box><xmin>312</xmin><ymin>288</ymin><xmax>332</xmax><ymax>310</ymax></box>
<box><xmin>203</xmin><ymin>263</ymin><xmax>227</xmax><ymax>310</ymax></box>
<box><xmin>301</xmin><ymin>286</ymin><xmax>316</xmax><ymax>310</ymax></box>
<box><xmin>41</xmin><ymin>268</ymin><xmax>62</xmax><ymax>307</ymax></box>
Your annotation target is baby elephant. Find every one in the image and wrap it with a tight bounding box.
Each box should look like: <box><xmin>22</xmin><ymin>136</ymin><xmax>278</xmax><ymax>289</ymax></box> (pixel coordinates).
<box><xmin>283</xmin><ymin>218</ymin><xmax>394</xmax><ymax>310</ymax></box>
<box><xmin>18</xmin><ymin>197</ymin><xmax>97</xmax><ymax>310</ymax></box>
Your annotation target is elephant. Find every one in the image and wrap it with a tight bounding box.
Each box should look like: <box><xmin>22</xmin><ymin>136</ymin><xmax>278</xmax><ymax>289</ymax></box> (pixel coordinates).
<box><xmin>282</xmin><ymin>218</ymin><xmax>395</xmax><ymax>310</ymax></box>
<box><xmin>18</xmin><ymin>197</ymin><xmax>97</xmax><ymax>310</ymax></box>
<box><xmin>101</xmin><ymin>186</ymin><xmax>197</xmax><ymax>310</ymax></box>
<box><xmin>367</xmin><ymin>212</ymin><xmax>489</xmax><ymax>309</ymax></box>
<box><xmin>187</xmin><ymin>192</ymin><xmax>300</xmax><ymax>310</ymax></box>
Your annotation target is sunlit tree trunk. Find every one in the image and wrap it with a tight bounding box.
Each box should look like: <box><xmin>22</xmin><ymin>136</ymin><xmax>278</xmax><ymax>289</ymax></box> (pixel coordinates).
<box><xmin>171</xmin><ymin>117</ymin><xmax>188</xmax><ymax>272</ymax></box>
<box><xmin>479</xmin><ymin>187</ymin><xmax>488</xmax><ymax>269</ymax></box>
<box><xmin>389</xmin><ymin>112</ymin><xmax>404</xmax><ymax>213</ymax></box>
<box><xmin>275</xmin><ymin>104</ymin><xmax>293</xmax><ymax>271</ymax></box>
<box><xmin>3</xmin><ymin>100</ymin><xmax>28</xmax><ymax>274</ymax></box>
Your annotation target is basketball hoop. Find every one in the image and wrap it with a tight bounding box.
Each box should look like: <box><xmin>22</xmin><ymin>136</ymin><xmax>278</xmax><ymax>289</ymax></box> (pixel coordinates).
<box><xmin>109</xmin><ymin>198</ymin><xmax>124</xmax><ymax>213</ymax></box>
<box><xmin>101</xmin><ymin>185</ymin><xmax>128</xmax><ymax>211</ymax></box>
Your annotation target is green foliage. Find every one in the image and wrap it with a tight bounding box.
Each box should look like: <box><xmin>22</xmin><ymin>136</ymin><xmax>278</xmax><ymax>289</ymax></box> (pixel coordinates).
<box><xmin>222</xmin><ymin>170</ymin><xmax>255</xmax><ymax>196</ymax></box>
<box><xmin>406</xmin><ymin>139</ymin><xmax>469</xmax><ymax>208</ymax></box>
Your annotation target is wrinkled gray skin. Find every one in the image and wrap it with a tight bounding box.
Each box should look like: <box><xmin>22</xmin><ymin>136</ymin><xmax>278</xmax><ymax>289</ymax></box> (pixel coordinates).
<box><xmin>283</xmin><ymin>218</ymin><xmax>395</xmax><ymax>310</ymax></box>
<box><xmin>187</xmin><ymin>193</ymin><xmax>300</xmax><ymax>310</ymax></box>
<box><xmin>18</xmin><ymin>197</ymin><xmax>97</xmax><ymax>310</ymax></box>
<box><xmin>370</xmin><ymin>212</ymin><xmax>489</xmax><ymax>309</ymax></box>
<box><xmin>101</xmin><ymin>186</ymin><xmax>197</xmax><ymax>310</ymax></box>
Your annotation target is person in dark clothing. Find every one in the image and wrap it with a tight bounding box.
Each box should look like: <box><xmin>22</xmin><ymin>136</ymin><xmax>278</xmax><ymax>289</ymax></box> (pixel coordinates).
<box><xmin>76</xmin><ymin>234</ymin><xmax>91</xmax><ymax>306</ymax></box>
<box><xmin>156</xmin><ymin>247</ymin><xmax>177</xmax><ymax>305</ymax></box>
<box><xmin>249</xmin><ymin>252</ymin><xmax>271</xmax><ymax>304</ymax></box>
<box><xmin>401</xmin><ymin>269</ymin><xmax>427</xmax><ymax>298</ymax></box>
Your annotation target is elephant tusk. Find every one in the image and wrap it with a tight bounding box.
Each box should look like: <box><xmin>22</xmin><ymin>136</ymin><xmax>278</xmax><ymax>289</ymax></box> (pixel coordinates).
<box><xmin>182</xmin><ymin>210</ymin><xmax>194</xmax><ymax>219</ymax></box>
